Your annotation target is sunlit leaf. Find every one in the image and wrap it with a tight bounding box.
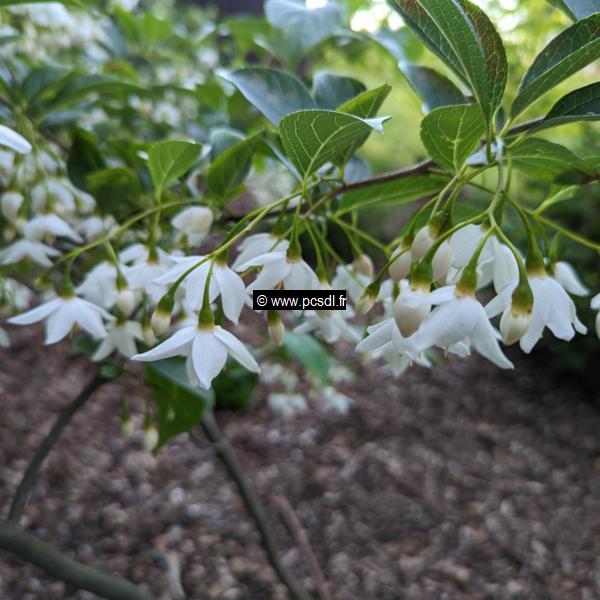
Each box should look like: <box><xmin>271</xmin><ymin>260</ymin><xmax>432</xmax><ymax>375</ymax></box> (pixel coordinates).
<box><xmin>534</xmin><ymin>82</ymin><xmax>600</xmax><ymax>131</ymax></box>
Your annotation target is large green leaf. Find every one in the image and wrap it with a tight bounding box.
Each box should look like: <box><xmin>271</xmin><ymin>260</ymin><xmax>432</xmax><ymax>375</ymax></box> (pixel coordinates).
<box><xmin>264</xmin><ymin>0</ymin><xmax>341</xmax><ymax>53</ymax></box>
<box><xmin>402</xmin><ymin>65</ymin><xmax>467</xmax><ymax>112</ymax></box>
<box><xmin>22</xmin><ymin>66</ymin><xmax>70</xmax><ymax>105</ymax></box>
<box><xmin>511</xmin><ymin>14</ymin><xmax>600</xmax><ymax>118</ymax></box>
<box><xmin>222</xmin><ymin>67</ymin><xmax>316</xmax><ymax>126</ymax></box>
<box><xmin>534</xmin><ymin>82</ymin><xmax>600</xmax><ymax>131</ymax></box>
<box><xmin>547</xmin><ymin>0</ymin><xmax>599</xmax><ymax>21</ymax></box>
<box><xmin>338</xmin><ymin>174</ymin><xmax>450</xmax><ymax>213</ymax></box>
<box><xmin>206</xmin><ymin>132</ymin><xmax>262</xmax><ymax>200</ymax></box>
<box><xmin>279</xmin><ymin>109</ymin><xmax>387</xmax><ymax>178</ymax></box>
<box><xmin>44</xmin><ymin>75</ymin><xmax>144</xmax><ymax>113</ymax></box>
<box><xmin>146</xmin><ymin>358</ymin><xmax>213</xmax><ymax>450</ymax></box>
<box><xmin>148</xmin><ymin>140</ymin><xmax>201</xmax><ymax>195</ymax></box>
<box><xmin>391</xmin><ymin>0</ymin><xmax>507</xmax><ymax>122</ymax></box>
<box><xmin>510</xmin><ymin>137</ymin><xmax>591</xmax><ymax>180</ymax></box>
<box><xmin>67</xmin><ymin>130</ymin><xmax>106</xmax><ymax>190</ymax></box>
<box><xmin>312</xmin><ymin>73</ymin><xmax>366</xmax><ymax>110</ymax></box>
<box><xmin>420</xmin><ymin>104</ymin><xmax>486</xmax><ymax>172</ymax></box>
<box><xmin>282</xmin><ymin>331</ymin><xmax>331</xmax><ymax>382</ymax></box>
<box><xmin>87</xmin><ymin>167</ymin><xmax>145</xmax><ymax>220</ymax></box>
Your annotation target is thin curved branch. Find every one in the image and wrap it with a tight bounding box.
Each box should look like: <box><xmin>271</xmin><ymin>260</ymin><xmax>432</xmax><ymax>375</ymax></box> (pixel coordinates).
<box><xmin>193</xmin><ymin>411</ymin><xmax>310</xmax><ymax>600</ymax></box>
<box><xmin>0</xmin><ymin>520</ymin><xmax>150</xmax><ymax>600</ymax></box>
<box><xmin>8</xmin><ymin>371</ymin><xmax>108</xmax><ymax>523</ymax></box>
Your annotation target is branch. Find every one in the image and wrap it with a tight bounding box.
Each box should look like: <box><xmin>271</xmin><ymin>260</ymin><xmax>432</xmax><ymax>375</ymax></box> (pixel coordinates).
<box><xmin>8</xmin><ymin>370</ymin><xmax>108</xmax><ymax>523</ymax></box>
<box><xmin>192</xmin><ymin>411</ymin><xmax>310</xmax><ymax>600</ymax></box>
<box><xmin>0</xmin><ymin>520</ymin><xmax>150</xmax><ymax>600</ymax></box>
<box><xmin>272</xmin><ymin>495</ymin><xmax>332</xmax><ymax>600</ymax></box>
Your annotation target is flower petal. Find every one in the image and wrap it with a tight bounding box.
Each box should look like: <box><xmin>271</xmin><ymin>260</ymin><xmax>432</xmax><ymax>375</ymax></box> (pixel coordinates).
<box><xmin>191</xmin><ymin>329</ymin><xmax>228</xmax><ymax>389</ymax></box>
<box><xmin>213</xmin><ymin>326</ymin><xmax>260</xmax><ymax>373</ymax></box>
<box><xmin>45</xmin><ymin>305</ymin><xmax>76</xmax><ymax>344</ymax></box>
<box><xmin>132</xmin><ymin>326</ymin><xmax>196</xmax><ymax>362</ymax></box>
<box><xmin>8</xmin><ymin>298</ymin><xmax>61</xmax><ymax>325</ymax></box>
<box><xmin>214</xmin><ymin>265</ymin><xmax>246</xmax><ymax>324</ymax></box>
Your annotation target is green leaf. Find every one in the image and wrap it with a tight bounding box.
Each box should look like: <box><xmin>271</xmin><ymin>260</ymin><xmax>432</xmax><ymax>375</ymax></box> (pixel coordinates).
<box><xmin>511</xmin><ymin>14</ymin><xmax>600</xmax><ymax>118</ymax></box>
<box><xmin>534</xmin><ymin>82</ymin><xmax>600</xmax><ymax>131</ymax></box>
<box><xmin>264</xmin><ymin>0</ymin><xmax>341</xmax><ymax>53</ymax></box>
<box><xmin>282</xmin><ymin>331</ymin><xmax>331</xmax><ymax>382</ymax></box>
<box><xmin>148</xmin><ymin>140</ymin><xmax>201</xmax><ymax>195</ymax></box>
<box><xmin>547</xmin><ymin>0</ymin><xmax>599</xmax><ymax>21</ymax></box>
<box><xmin>510</xmin><ymin>137</ymin><xmax>591</xmax><ymax>180</ymax></box>
<box><xmin>223</xmin><ymin>67</ymin><xmax>316</xmax><ymax>126</ymax></box>
<box><xmin>87</xmin><ymin>167</ymin><xmax>145</xmax><ymax>220</ymax></box>
<box><xmin>139</xmin><ymin>11</ymin><xmax>172</xmax><ymax>46</ymax></box>
<box><xmin>22</xmin><ymin>66</ymin><xmax>70</xmax><ymax>105</ymax></box>
<box><xmin>212</xmin><ymin>362</ymin><xmax>259</xmax><ymax>411</ymax></box>
<box><xmin>209</xmin><ymin>128</ymin><xmax>245</xmax><ymax>161</ymax></box>
<box><xmin>535</xmin><ymin>184</ymin><xmax>578</xmax><ymax>212</ymax></box>
<box><xmin>0</xmin><ymin>0</ymin><xmax>88</xmax><ymax>5</ymax></box>
<box><xmin>338</xmin><ymin>174</ymin><xmax>450</xmax><ymax>213</ymax></box>
<box><xmin>279</xmin><ymin>109</ymin><xmax>387</xmax><ymax>178</ymax></box>
<box><xmin>391</xmin><ymin>0</ymin><xmax>507</xmax><ymax>122</ymax></box>
<box><xmin>337</xmin><ymin>84</ymin><xmax>391</xmax><ymax>119</ymax></box>
<box><xmin>67</xmin><ymin>130</ymin><xmax>106</xmax><ymax>190</ymax></box>
<box><xmin>206</xmin><ymin>132</ymin><xmax>262</xmax><ymax>200</ymax></box>
<box><xmin>44</xmin><ymin>75</ymin><xmax>144</xmax><ymax>113</ymax></box>
<box><xmin>312</xmin><ymin>73</ymin><xmax>366</xmax><ymax>110</ymax></box>
<box><xmin>146</xmin><ymin>358</ymin><xmax>213</xmax><ymax>450</ymax></box>
<box><xmin>402</xmin><ymin>65</ymin><xmax>467</xmax><ymax>112</ymax></box>
<box><xmin>420</xmin><ymin>104</ymin><xmax>485</xmax><ymax>172</ymax></box>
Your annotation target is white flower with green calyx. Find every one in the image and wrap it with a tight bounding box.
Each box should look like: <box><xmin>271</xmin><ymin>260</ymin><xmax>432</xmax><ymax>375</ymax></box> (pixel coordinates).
<box><xmin>156</xmin><ymin>254</ymin><xmax>246</xmax><ymax>324</ymax></box>
<box><xmin>8</xmin><ymin>284</ymin><xmax>112</xmax><ymax>345</ymax></box>
<box><xmin>0</xmin><ymin>125</ymin><xmax>32</xmax><ymax>154</ymax></box>
<box><xmin>151</xmin><ymin>292</ymin><xmax>175</xmax><ymax>336</ymax></box>
<box><xmin>121</xmin><ymin>244</ymin><xmax>172</xmax><ymax>305</ymax></box>
<box><xmin>0</xmin><ymin>238</ymin><xmax>61</xmax><ymax>267</ymax></box>
<box><xmin>411</xmin><ymin>211</ymin><xmax>453</xmax><ymax>282</ymax></box>
<box><xmin>132</xmin><ymin>295</ymin><xmax>260</xmax><ymax>390</ymax></box>
<box><xmin>392</xmin><ymin>262</ymin><xmax>433</xmax><ymax>337</ymax></box>
<box><xmin>486</xmin><ymin>249</ymin><xmax>586</xmax><ymax>353</ymax></box>
<box><xmin>356</xmin><ymin>281</ymin><xmax>380</xmax><ymax>315</ymax></box>
<box><xmin>24</xmin><ymin>214</ymin><xmax>82</xmax><ymax>244</ymax></box>
<box><xmin>498</xmin><ymin>277</ymin><xmax>533</xmax><ymax>346</ymax></box>
<box><xmin>241</xmin><ymin>244</ymin><xmax>319</xmax><ymax>293</ymax></box>
<box><xmin>1</xmin><ymin>190</ymin><xmax>24</xmax><ymax>221</ymax></box>
<box><xmin>267</xmin><ymin>310</ymin><xmax>285</xmax><ymax>346</ymax></box>
<box><xmin>352</xmin><ymin>253</ymin><xmax>374</xmax><ymax>279</ymax></box>
<box><xmin>411</xmin><ymin>264</ymin><xmax>514</xmax><ymax>369</ymax></box>
<box><xmin>389</xmin><ymin>241</ymin><xmax>412</xmax><ymax>283</ymax></box>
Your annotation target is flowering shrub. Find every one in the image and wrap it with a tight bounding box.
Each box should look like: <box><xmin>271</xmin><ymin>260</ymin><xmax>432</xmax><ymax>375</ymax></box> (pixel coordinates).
<box><xmin>2</xmin><ymin>0</ymin><xmax>599</xmax><ymax>418</ymax></box>
<box><xmin>0</xmin><ymin>0</ymin><xmax>599</xmax><ymax>596</ymax></box>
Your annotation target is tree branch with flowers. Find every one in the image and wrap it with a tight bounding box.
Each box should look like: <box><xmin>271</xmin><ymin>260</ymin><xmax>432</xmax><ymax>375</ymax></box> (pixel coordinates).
<box><xmin>0</xmin><ymin>0</ymin><xmax>599</xmax><ymax>597</ymax></box>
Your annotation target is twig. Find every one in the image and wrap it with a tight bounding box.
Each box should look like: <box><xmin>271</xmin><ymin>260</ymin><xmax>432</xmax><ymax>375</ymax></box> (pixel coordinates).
<box><xmin>272</xmin><ymin>495</ymin><xmax>332</xmax><ymax>600</ymax></box>
<box><xmin>192</xmin><ymin>411</ymin><xmax>311</xmax><ymax>600</ymax></box>
<box><xmin>0</xmin><ymin>520</ymin><xmax>150</xmax><ymax>600</ymax></box>
<box><xmin>8</xmin><ymin>370</ymin><xmax>108</xmax><ymax>523</ymax></box>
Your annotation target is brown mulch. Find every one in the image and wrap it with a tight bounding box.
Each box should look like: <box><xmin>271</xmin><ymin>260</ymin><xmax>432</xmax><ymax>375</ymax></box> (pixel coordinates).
<box><xmin>1</xmin><ymin>326</ymin><xmax>600</xmax><ymax>599</ymax></box>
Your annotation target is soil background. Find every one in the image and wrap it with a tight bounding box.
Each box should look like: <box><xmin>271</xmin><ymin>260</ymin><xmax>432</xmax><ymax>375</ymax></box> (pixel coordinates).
<box><xmin>1</xmin><ymin>326</ymin><xmax>600</xmax><ymax>599</ymax></box>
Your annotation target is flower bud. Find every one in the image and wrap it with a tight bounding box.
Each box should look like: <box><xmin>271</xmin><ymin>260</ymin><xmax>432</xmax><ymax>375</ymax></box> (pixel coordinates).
<box><xmin>500</xmin><ymin>306</ymin><xmax>531</xmax><ymax>345</ymax></box>
<box><xmin>389</xmin><ymin>245</ymin><xmax>411</xmax><ymax>282</ymax></box>
<box><xmin>267</xmin><ymin>311</ymin><xmax>285</xmax><ymax>346</ymax></box>
<box><xmin>121</xmin><ymin>414</ymin><xmax>134</xmax><ymax>439</ymax></box>
<box><xmin>151</xmin><ymin>310</ymin><xmax>171</xmax><ymax>336</ymax></box>
<box><xmin>393</xmin><ymin>296</ymin><xmax>430</xmax><ymax>337</ymax></box>
<box><xmin>1</xmin><ymin>190</ymin><xmax>23</xmax><ymax>221</ymax></box>
<box><xmin>117</xmin><ymin>288</ymin><xmax>136</xmax><ymax>317</ymax></box>
<box><xmin>432</xmin><ymin>240</ymin><xmax>453</xmax><ymax>282</ymax></box>
<box><xmin>143</xmin><ymin>323</ymin><xmax>157</xmax><ymax>346</ymax></box>
<box><xmin>411</xmin><ymin>226</ymin><xmax>435</xmax><ymax>261</ymax></box>
<box><xmin>353</xmin><ymin>253</ymin><xmax>374</xmax><ymax>279</ymax></box>
<box><xmin>143</xmin><ymin>424</ymin><xmax>159</xmax><ymax>452</ymax></box>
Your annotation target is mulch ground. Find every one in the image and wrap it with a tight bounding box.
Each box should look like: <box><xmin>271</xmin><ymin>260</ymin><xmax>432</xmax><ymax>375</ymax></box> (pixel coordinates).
<box><xmin>1</xmin><ymin>326</ymin><xmax>600</xmax><ymax>599</ymax></box>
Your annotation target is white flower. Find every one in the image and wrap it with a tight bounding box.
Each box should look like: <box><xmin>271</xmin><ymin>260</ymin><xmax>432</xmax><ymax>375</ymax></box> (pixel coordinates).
<box><xmin>591</xmin><ymin>293</ymin><xmax>600</xmax><ymax>339</ymax></box>
<box><xmin>553</xmin><ymin>261</ymin><xmax>589</xmax><ymax>297</ymax></box>
<box><xmin>92</xmin><ymin>320</ymin><xmax>144</xmax><ymax>361</ymax></box>
<box><xmin>1</xmin><ymin>190</ymin><xmax>24</xmax><ymax>220</ymax></box>
<box><xmin>412</xmin><ymin>286</ymin><xmax>513</xmax><ymax>369</ymax></box>
<box><xmin>486</xmin><ymin>275</ymin><xmax>587</xmax><ymax>353</ymax></box>
<box><xmin>267</xmin><ymin>392</ymin><xmax>307</xmax><ymax>417</ymax></box>
<box><xmin>331</xmin><ymin>264</ymin><xmax>369</xmax><ymax>305</ymax></box>
<box><xmin>389</xmin><ymin>244</ymin><xmax>411</xmax><ymax>282</ymax></box>
<box><xmin>318</xmin><ymin>386</ymin><xmax>352</xmax><ymax>413</ymax></box>
<box><xmin>156</xmin><ymin>257</ymin><xmax>246</xmax><ymax>324</ymax></box>
<box><xmin>393</xmin><ymin>280</ymin><xmax>432</xmax><ymax>337</ymax></box>
<box><xmin>171</xmin><ymin>206</ymin><xmax>213</xmax><ymax>247</ymax></box>
<box><xmin>8</xmin><ymin>296</ymin><xmax>112</xmax><ymax>344</ymax></box>
<box><xmin>233</xmin><ymin>233</ymin><xmax>288</xmax><ymax>271</ymax></box>
<box><xmin>132</xmin><ymin>324</ymin><xmax>260</xmax><ymax>390</ymax></box>
<box><xmin>294</xmin><ymin>309</ymin><xmax>360</xmax><ymax>344</ymax></box>
<box><xmin>0</xmin><ymin>277</ymin><xmax>32</xmax><ymax>315</ymax></box>
<box><xmin>77</xmin><ymin>262</ymin><xmax>118</xmax><ymax>309</ymax></box>
<box><xmin>240</xmin><ymin>251</ymin><xmax>320</xmax><ymax>293</ymax></box>
<box><xmin>0</xmin><ymin>125</ymin><xmax>31</xmax><ymax>154</ymax></box>
<box><xmin>123</xmin><ymin>245</ymin><xmax>172</xmax><ymax>305</ymax></box>
<box><xmin>24</xmin><ymin>214</ymin><xmax>82</xmax><ymax>243</ymax></box>
<box><xmin>0</xmin><ymin>239</ymin><xmax>61</xmax><ymax>267</ymax></box>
